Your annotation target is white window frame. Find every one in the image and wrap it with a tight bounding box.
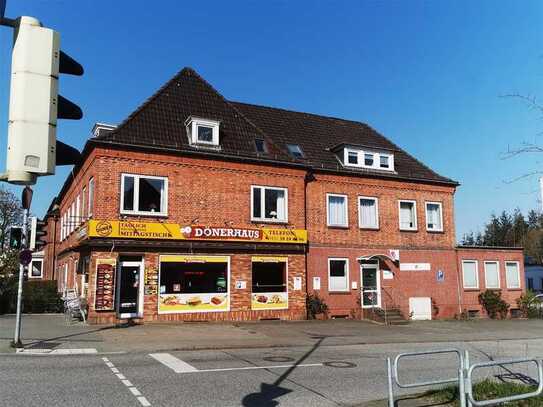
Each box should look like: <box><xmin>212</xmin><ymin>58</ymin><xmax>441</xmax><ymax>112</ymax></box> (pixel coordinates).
<box><xmin>326</xmin><ymin>193</ymin><xmax>349</xmax><ymax>227</ymax></box>
<box><xmin>29</xmin><ymin>258</ymin><xmax>44</xmax><ymax>279</ymax></box>
<box><xmin>505</xmin><ymin>261</ymin><xmax>521</xmax><ymax>289</ymax></box>
<box><xmin>69</xmin><ymin>202</ymin><xmax>75</xmax><ymax>233</ymax></box>
<box><xmin>398</xmin><ymin>200</ymin><xmax>418</xmax><ymax>231</ymax></box>
<box><xmin>88</xmin><ymin>178</ymin><xmax>94</xmax><ymax>219</ymax></box>
<box><xmin>328</xmin><ymin>258</ymin><xmax>350</xmax><ymax>292</ymax></box>
<box><xmin>75</xmin><ymin>195</ymin><xmax>81</xmax><ymax>226</ymax></box>
<box><xmin>60</xmin><ymin>214</ymin><xmax>65</xmax><ymax>240</ymax></box>
<box><xmin>186</xmin><ymin>117</ymin><xmax>220</xmax><ymax>146</ymax></box>
<box><xmin>425</xmin><ymin>201</ymin><xmax>444</xmax><ymax>232</ymax></box>
<box><xmin>343</xmin><ymin>148</ymin><xmax>395</xmax><ymax>172</ymax></box>
<box><xmin>462</xmin><ymin>260</ymin><xmax>479</xmax><ymax>289</ymax></box>
<box><xmin>120</xmin><ymin>173</ymin><xmax>168</xmax><ymax>217</ymax></box>
<box><xmin>484</xmin><ymin>261</ymin><xmax>500</xmax><ymax>289</ymax></box>
<box><xmin>358</xmin><ymin>196</ymin><xmax>379</xmax><ymax>229</ymax></box>
<box><xmin>250</xmin><ymin>185</ymin><xmax>288</xmax><ymax>223</ymax></box>
<box><xmin>81</xmin><ymin>187</ymin><xmax>86</xmax><ymax>223</ymax></box>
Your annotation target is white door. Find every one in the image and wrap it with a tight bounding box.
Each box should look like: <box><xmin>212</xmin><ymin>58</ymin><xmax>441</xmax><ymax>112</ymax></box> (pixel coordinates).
<box><xmin>361</xmin><ymin>263</ymin><xmax>381</xmax><ymax>308</ymax></box>
<box><xmin>117</xmin><ymin>260</ymin><xmax>144</xmax><ymax>319</ymax></box>
<box><xmin>409</xmin><ymin>297</ymin><xmax>432</xmax><ymax>320</ymax></box>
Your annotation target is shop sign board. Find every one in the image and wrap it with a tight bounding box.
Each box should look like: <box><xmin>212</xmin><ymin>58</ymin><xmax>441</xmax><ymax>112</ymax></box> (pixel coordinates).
<box><xmin>400</xmin><ymin>263</ymin><xmax>431</xmax><ymax>271</ymax></box>
<box><xmin>87</xmin><ymin>220</ymin><xmax>307</xmax><ymax>244</ymax></box>
<box><xmin>158</xmin><ymin>255</ymin><xmax>230</xmax><ymax>314</ymax></box>
<box><xmin>95</xmin><ymin>259</ymin><xmax>116</xmax><ymax>311</ymax></box>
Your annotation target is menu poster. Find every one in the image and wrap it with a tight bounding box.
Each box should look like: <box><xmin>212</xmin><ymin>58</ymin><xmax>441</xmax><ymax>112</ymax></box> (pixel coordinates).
<box><xmin>95</xmin><ymin>259</ymin><xmax>116</xmax><ymax>311</ymax></box>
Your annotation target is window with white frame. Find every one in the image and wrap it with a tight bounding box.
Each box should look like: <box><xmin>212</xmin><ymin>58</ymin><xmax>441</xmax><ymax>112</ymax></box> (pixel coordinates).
<box><xmin>425</xmin><ymin>202</ymin><xmax>443</xmax><ymax>231</ymax></box>
<box><xmin>484</xmin><ymin>261</ymin><xmax>500</xmax><ymax>289</ymax></box>
<box><xmin>359</xmin><ymin>197</ymin><xmax>379</xmax><ymax>229</ymax></box>
<box><xmin>60</xmin><ymin>214</ymin><xmax>65</xmax><ymax>240</ymax></box>
<box><xmin>343</xmin><ymin>148</ymin><xmax>394</xmax><ymax>172</ymax></box>
<box><xmin>75</xmin><ymin>195</ymin><xmax>81</xmax><ymax>226</ymax></box>
<box><xmin>327</xmin><ymin>194</ymin><xmax>348</xmax><ymax>227</ymax></box>
<box><xmin>88</xmin><ymin>178</ymin><xmax>94</xmax><ymax>218</ymax></box>
<box><xmin>81</xmin><ymin>187</ymin><xmax>86</xmax><ymax>222</ymax></box>
<box><xmin>251</xmin><ymin>186</ymin><xmax>288</xmax><ymax>222</ymax></box>
<box><xmin>399</xmin><ymin>200</ymin><xmax>417</xmax><ymax>230</ymax></box>
<box><xmin>121</xmin><ymin>174</ymin><xmax>168</xmax><ymax>216</ymax></box>
<box><xmin>185</xmin><ymin>117</ymin><xmax>220</xmax><ymax>146</ymax></box>
<box><xmin>69</xmin><ymin>202</ymin><xmax>75</xmax><ymax>233</ymax></box>
<box><xmin>462</xmin><ymin>260</ymin><xmax>479</xmax><ymax>289</ymax></box>
<box><xmin>505</xmin><ymin>261</ymin><xmax>521</xmax><ymax>289</ymax></box>
<box><xmin>328</xmin><ymin>258</ymin><xmax>349</xmax><ymax>291</ymax></box>
<box><xmin>30</xmin><ymin>259</ymin><xmax>43</xmax><ymax>278</ymax></box>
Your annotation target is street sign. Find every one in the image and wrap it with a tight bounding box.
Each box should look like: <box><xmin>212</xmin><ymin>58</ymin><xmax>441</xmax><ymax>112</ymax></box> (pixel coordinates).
<box><xmin>19</xmin><ymin>249</ymin><xmax>32</xmax><ymax>266</ymax></box>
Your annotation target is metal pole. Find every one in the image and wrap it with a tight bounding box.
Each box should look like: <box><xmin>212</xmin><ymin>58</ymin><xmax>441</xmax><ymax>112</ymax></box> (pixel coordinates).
<box><xmin>464</xmin><ymin>349</ymin><xmax>472</xmax><ymax>407</ymax></box>
<box><xmin>12</xmin><ymin>206</ymin><xmax>28</xmax><ymax>348</ymax></box>
<box><xmin>387</xmin><ymin>357</ymin><xmax>394</xmax><ymax>407</ymax></box>
<box><xmin>459</xmin><ymin>368</ymin><xmax>466</xmax><ymax>407</ymax></box>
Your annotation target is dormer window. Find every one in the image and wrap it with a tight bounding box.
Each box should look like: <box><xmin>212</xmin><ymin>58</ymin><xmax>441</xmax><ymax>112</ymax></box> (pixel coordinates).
<box><xmin>287</xmin><ymin>144</ymin><xmax>304</xmax><ymax>158</ymax></box>
<box><xmin>255</xmin><ymin>139</ymin><xmax>267</xmax><ymax>154</ymax></box>
<box><xmin>342</xmin><ymin>147</ymin><xmax>394</xmax><ymax>172</ymax></box>
<box><xmin>185</xmin><ymin>117</ymin><xmax>220</xmax><ymax>146</ymax></box>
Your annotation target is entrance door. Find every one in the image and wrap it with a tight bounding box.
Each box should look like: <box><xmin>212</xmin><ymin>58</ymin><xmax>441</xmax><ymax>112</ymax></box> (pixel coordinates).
<box><xmin>117</xmin><ymin>260</ymin><xmax>143</xmax><ymax>319</ymax></box>
<box><xmin>361</xmin><ymin>263</ymin><xmax>381</xmax><ymax>308</ymax></box>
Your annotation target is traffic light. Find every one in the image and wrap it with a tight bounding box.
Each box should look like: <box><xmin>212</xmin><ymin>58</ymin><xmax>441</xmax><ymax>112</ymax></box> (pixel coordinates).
<box><xmin>29</xmin><ymin>217</ymin><xmax>47</xmax><ymax>251</ymax></box>
<box><xmin>5</xmin><ymin>16</ymin><xmax>83</xmax><ymax>185</ymax></box>
<box><xmin>9</xmin><ymin>226</ymin><xmax>22</xmax><ymax>249</ymax></box>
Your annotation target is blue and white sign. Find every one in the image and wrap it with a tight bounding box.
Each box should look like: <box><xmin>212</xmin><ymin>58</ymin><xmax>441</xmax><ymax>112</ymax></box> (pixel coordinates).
<box><xmin>436</xmin><ymin>270</ymin><xmax>445</xmax><ymax>282</ymax></box>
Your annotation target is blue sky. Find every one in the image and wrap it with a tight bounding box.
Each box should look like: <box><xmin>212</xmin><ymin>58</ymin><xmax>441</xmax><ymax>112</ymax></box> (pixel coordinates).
<box><xmin>1</xmin><ymin>1</ymin><xmax>542</xmax><ymax>239</ymax></box>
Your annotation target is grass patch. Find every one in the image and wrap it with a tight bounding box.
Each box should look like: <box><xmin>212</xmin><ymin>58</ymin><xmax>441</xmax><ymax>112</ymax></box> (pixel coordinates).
<box><xmin>425</xmin><ymin>379</ymin><xmax>543</xmax><ymax>406</ymax></box>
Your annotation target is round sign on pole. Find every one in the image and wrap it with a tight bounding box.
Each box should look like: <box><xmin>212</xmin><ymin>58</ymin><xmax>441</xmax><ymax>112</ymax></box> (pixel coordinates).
<box><xmin>19</xmin><ymin>249</ymin><xmax>32</xmax><ymax>266</ymax></box>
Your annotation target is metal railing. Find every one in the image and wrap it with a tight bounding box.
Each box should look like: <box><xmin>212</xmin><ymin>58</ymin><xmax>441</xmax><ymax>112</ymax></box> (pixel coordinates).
<box><xmin>387</xmin><ymin>349</ymin><xmax>543</xmax><ymax>407</ymax></box>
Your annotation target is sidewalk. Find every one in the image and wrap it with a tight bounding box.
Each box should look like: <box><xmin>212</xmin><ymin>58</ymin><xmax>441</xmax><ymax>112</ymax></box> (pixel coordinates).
<box><xmin>1</xmin><ymin>314</ymin><xmax>543</xmax><ymax>354</ymax></box>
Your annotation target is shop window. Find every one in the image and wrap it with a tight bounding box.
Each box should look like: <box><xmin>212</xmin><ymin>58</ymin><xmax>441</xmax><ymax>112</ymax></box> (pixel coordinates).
<box><xmin>158</xmin><ymin>256</ymin><xmax>229</xmax><ymax>313</ymax></box>
<box><xmin>359</xmin><ymin>197</ymin><xmax>379</xmax><ymax>229</ymax></box>
<box><xmin>484</xmin><ymin>261</ymin><xmax>500</xmax><ymax>289</ymax></box>
<box><xmin>327</xmin><ymin>194</ymin><xmax>348</xmax><ymax>227</ymax></box>
<box><xmin>505</xmin><ymin>261</ymin><xmax>521</xmax><ymax>289</ymax></box>
<box><xmin>251</xmin><ymin>258</ymin><xmax>288</xmax><ymax>309</ymax></box>
<box><xmin>121</xmin><ymin>174</ymin><xmax>168</xmax><ymax>216</ymax></box>
<box><xmin>251</xmin><ymin>186</ymin><xmax>288</xmax><ymax>222</ymax></box>
<box><xmin>328</xmin><ymin>258</ymin><xmax>349</xmax><ymax>292</ymax></box>
<box><xmin>425</xmin><ymin>202</ymin><xmax>443</xmax><ymax>232</ymax></box>
<box><xmin>29</xmin><ymin>259</ymin><xmax>43</xmax><ymax>278</ymax></box>
<box><xmin>399</xmin><ymin>200</ymin><xmax>417</xmax><ymax>231</ymax></box>
<box><xmin>462</xmin><ymin>260</ymin><xmax>478</xmax><ymax>289</ymax></box>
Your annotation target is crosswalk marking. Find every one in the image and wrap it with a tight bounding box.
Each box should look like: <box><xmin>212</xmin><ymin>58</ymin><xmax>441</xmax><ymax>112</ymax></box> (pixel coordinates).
<box><xmin>149</xmin><ymin>353</ymin><xmax>198</xmax><ymax>373</ymax></box>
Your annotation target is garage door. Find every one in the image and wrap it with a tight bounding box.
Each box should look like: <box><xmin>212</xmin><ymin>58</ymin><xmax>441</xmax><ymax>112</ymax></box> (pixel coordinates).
<box><xmin>409</xmin><ymin>297</ymin><xmax>432</xmax><ymax>320</ymax></box>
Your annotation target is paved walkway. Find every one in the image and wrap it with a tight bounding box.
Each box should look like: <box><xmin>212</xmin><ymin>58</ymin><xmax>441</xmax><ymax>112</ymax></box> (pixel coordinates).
<box><xmin>1</xmin><ymin>314</ymin><xmax>543</xmax><ymax>353</ymax></box>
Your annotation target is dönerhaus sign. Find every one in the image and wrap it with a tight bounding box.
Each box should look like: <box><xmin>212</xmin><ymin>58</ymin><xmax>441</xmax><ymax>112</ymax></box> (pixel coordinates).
<box><xmin>87</xmin><ymin>220</ymin><xmax>307</xmax><ymax>244</ymax></box>
<box><xmin>400</xmin><ymin>263</ymin><xmax>431</xmax><ymax>271</ymax></box>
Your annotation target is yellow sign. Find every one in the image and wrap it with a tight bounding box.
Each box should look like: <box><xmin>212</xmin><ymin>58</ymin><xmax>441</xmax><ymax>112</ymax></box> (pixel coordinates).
<box><xmin>161</xmin><ymin>255</ymin><xmax>229</xmax><ymax>263</ymax></box>
<box><xmin>251</xmin><ymin>256</ymin><xmax>288</xmax><ymax>263</ymax></box>
<box><xmin>87</xmin><ymin>220</ymin><xmax>307</xmax><ymax>244</ymax></box>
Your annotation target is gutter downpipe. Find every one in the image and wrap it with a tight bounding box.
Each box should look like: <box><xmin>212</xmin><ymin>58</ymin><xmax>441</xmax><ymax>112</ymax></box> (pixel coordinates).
<box><xmin>303</xmin><ymin>170</ymin><xmax>316</xmax><ymax>319</ymax></box>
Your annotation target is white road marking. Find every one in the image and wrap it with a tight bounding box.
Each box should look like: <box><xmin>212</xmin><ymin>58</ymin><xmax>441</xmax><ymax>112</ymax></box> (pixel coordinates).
<box><xmin>102</xmin><ymin>358</ymin><xmax>151</xmax><ymax>406</ymax></box>
<box><xmin>149</xmin><ymin>353</ymin><xmax>323</xmax><ymax>374</ymax></box>
<box><xmin>149</xmin><ymin>353</ymin><xmax>198</xmax><ymax>373</ymax></box>
<box><xmin>16</xmin><ymin>348</ymin><xmax>98</xmax><ymax>355</ymax></box>
<box><xmin>138</xmin><ymin>396</ymin><xmax>151</xmax><ymax>406</ymax></box>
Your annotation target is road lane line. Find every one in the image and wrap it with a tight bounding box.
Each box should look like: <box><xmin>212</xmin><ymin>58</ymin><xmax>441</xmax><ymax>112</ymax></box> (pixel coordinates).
<box><xmin>137</xmin><ymin>396</ymin><xmax>151</xmax><ymax>406</ymax></box>
<box><xmin>149</xmin><ymin>353</ymin><xmax>198</xmax><ymax>373</ymax></box>
<box><xmin>101</xmin><ymin>358</ymin><xmax>152</xmax><ymax>406</ymax></box>
<box><xmin>197</xmin><ymin>363</ymin><xmax>323</xmax><ymax>373</ymax></box>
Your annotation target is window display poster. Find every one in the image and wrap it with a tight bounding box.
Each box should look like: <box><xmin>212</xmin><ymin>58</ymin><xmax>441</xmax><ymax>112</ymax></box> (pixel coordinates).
<box><xmin>94</xmin><ymin>259</ymin><xmax>116</xmax><ymax>311</ymax></box>
<box><xmin>251</xmin><ymin>292</ymin><xmax>288</xmax><ymax>310</ymax></box>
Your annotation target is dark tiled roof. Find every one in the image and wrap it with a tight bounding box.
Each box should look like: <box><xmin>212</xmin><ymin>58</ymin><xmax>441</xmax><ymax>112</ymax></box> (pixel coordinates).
<box><xmin>96</xmin><ymin>67</ymin><xmax>457</xmax><ymax>186</ymax></box>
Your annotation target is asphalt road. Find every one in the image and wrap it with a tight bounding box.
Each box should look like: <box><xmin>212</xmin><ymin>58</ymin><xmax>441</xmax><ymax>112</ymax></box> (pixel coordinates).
<box><xmin>2</xmin><ymin>338</ymin><xmax>543</xmax><ymax>407</ymax></box>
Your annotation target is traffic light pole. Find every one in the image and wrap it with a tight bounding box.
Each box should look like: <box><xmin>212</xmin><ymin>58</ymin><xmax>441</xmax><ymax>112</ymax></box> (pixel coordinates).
<box><xmin>12</xmin><ymin>207</ymin><xmax>27</xmax><ymax>348</ymax></box>
<box><xmin>11</xmin><ymin>186</ymin><xmax>32</xmax><ymax>348</ymax></box>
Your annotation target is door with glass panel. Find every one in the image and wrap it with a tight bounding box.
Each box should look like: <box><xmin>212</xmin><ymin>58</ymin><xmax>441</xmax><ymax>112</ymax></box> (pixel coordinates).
<box><xmin>361</xmin><ymin>263</ymin><xmax>381</xmax><ymax>308</ymax></box>
<box><xmin>117</xmin><ymin>258</ymin><xmax>143</xmax><ymax>319</ymax></box>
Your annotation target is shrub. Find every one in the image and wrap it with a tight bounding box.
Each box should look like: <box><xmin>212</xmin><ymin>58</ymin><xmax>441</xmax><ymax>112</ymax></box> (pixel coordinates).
<box><xmin>306</xmin><ymin>293</ymin><xmax>328</xmax><ymax>319</ymax></box>
<box><xmin>22</xmin><ymin>280</ymin><xmax>63</xmax><ymax>313</ymax></box>
<box><xmin>478</xmin><ymin>290</ymin><xmax>510</xmax><ymax>319</ymax></box>
<box><xmin>517</xmin><ymin>290</ymin><xmax>541</xmax><ymax>318</ymax></box>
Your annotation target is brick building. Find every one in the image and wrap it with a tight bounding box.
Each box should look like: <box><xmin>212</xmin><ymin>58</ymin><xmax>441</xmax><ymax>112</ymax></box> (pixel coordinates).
<box><xmin>41</xmin><ymin>67</ymin><xmax>524</xmax><ymax>324</ymax></box>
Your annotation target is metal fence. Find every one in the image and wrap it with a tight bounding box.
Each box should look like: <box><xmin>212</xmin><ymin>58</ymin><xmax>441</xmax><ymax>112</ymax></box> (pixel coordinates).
<box><xmin>386</xmin><ymin>348</ymin><xmax>543</xmax><ymax>407</ymax></box>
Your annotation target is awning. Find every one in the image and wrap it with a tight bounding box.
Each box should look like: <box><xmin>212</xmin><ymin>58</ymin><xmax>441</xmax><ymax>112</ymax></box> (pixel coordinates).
<box><xmin>357</xmin><ymin>254</ymin><xmax>397</xmax><ymax>263</ymax></box>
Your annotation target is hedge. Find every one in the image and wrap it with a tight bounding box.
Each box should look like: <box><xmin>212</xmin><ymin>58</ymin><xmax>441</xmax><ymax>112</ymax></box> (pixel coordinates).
<box><xmin>0</xmin><ymin>279</ymin><xmax>62</xmax><ymax>314</ymax></box>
